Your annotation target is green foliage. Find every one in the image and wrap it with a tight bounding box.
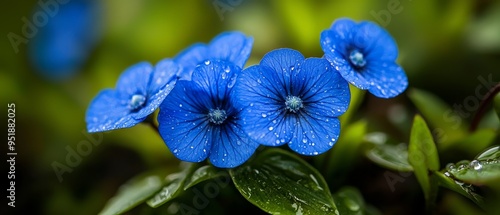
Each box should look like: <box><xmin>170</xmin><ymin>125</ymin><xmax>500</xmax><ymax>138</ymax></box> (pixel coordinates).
<box><xmin>365</xmin><ymin>142</ymin><xmax>413</xmax><ymax>172</ymax></box>
<box><xmin>495</xmin><ymin>93</ymin><xmax>500</xmax><ymax>120</ymax></box>
<box><xmin>230</xmin><ymin>148</ymin><xmax>338</xmax><ymax>215</ymax></box>
<box><xmin>408</xmin><ymin>115</ymin><xmax>440</xmax><ymax>207</ymax></box>
<box><xmin>99</xmin><ymin>171</ymin><xmax>165</xmax><ymax>215</ymax></box>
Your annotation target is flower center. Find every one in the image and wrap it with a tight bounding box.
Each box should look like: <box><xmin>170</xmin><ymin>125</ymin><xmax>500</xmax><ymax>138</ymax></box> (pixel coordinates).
<box><xmin>285</xmin><ymin>95</ymin><xmax>304</xmax><ymax>113</ymax></box>
<box><xmin>349</xmin><ymin>49</ymin><xmax>366</xmax><ymax>68</ymax></box>
<box><xmin>208</xmin><ymin>108</ymin><xmax>227</xmax><ymax>125</ymax></box>
<box><xmin>129</xmin><ymin>94</ymin><xmax>146</xmax><ymax>110</ymax></box>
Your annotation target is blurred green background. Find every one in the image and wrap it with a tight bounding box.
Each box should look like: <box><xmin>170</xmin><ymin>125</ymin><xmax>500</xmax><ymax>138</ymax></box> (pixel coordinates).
<box><xmin>1</xmin><ymin>0</ymin><xmax>499</xmax><ymax>214</ymax></box>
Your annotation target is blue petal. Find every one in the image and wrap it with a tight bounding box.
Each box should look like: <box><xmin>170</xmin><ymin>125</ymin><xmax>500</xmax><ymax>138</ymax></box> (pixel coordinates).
<box><xmin>191</xmin><ymin>60</ymin><xmax>241</xmax><ymax>108</ymax></box>
<box><xmin>158</xmin><ymin>81</ymin><xmax>213</xmax><ymax>162</ymax></box>
<box><xmin>136</xmin><ymin>59</ymin><xmax>180</xmax><ymax>119</ymax></box>
<box><xmin>209</xmin><ymin>123</ymin><xmax>259</xmax><ymax>168</ymax></box>
<box><xmin>365</xmin><ymin>61</ymin><xmax>408</xmax><ymax>98</ymax></box>
<box><xmin>208</xmin><ymin>31</ymin><xmax>253</xmax><ymax>69</ymax></box>
<box><xmin>289</xmin><ymin>117</ymin><xmax>341</xmax><ymax>156</ymax></box>
<box><xmin>234</xmin><ymin>65</ymin><xmax>295</xmax><ymax>146</ymax></box>
<box><xmin>296</xmin><ymin>58</ymin><xmax>351</xmax><ymax>117</ymax></box>
<box><xmin>116</xmin><ymin>62</ymin><xmax>154</xmax><ymax>96</ymax></box>
<box><xmin>321</xmin><ymin>24</ymin><xmax>371</xmax><ymax>89</ymax></box>
<box><xmin>354</xmin><ymin>21</ymin><xmax>398</xmax><ymax>61</ymax></box>
<box><xmin>86</xmin><ymin>89</ymin><xmax>143</xmax><ymax>132</ymax></box>
<box><xmin>174</xmin><ymin>43</ymin><xmax>208</xmax><ymax>80</ymax></box>
<box><xmin>260</xmin><ymin>48</ymin><xmax>304</xmax><ymax>77</ymax></box>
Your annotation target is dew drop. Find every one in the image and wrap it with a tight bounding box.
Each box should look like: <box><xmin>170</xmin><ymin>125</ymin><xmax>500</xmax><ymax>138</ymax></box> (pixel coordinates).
<box><xmin>179</xmin><ymin>104</ymin><xmax>183</xmax><ymax>107</ymax></box>
<box><xmin>204</xmin><ymin>60</ymin><xmax>211</xmax><ymax>65</ymax></box>
<box><xmin>302</xmin><ymin>139</ymin><xmax>308</xmax><ymax>143</ymax></box>
<box><xmin>262</xmin><ymin>113</ymin><xmax>267</xmax><ymax>118</ymax></box>
<box><xmin>470</xmin><ymin>160</ymin><xmax>483</xmax><ymax>171</ymax></box>
<box><xmin>268</xmin><ymin>126</ymin><xmax>274</xmax><ymax>131</ymax></box>
<box><xmin>446</xmin><ymin>163</ymin><xmax>457</xmax><ymax>172</ymax></box>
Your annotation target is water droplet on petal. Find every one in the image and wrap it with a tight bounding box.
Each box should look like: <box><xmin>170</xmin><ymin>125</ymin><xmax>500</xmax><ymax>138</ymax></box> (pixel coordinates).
<box><xmin>204</xmin><ymin>60</ymin><xmax>211</xmax><ymax>65</ymax></box>
<box><xmin>268</xmin><ymin>126</ymin><xmax>274</xmax><ymax>131</ymax></box>
<box><xmin>262</xmin><ymin>113</ymin><xmax>267</xmax><ymax>118</ymax></box>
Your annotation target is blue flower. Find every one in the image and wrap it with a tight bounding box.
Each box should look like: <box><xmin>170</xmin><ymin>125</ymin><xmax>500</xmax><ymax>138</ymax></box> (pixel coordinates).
<box><xmin>86</xmin><ymin>60</ymin><xmax>179</xmax><ymax>132</ymax></box>
<box><xmin>233</xmin><ymin>48</ymin><xmax>350</xmax><ymax>155</ymax></box>
<box><xmin>174</xmin><ymin>31</ymin><xmax>253</xmax><ymax>80</ymax></box>
<box><xmin>320</xmin><ymin>18</ymin><xmax>408</xmax><ymax>98</ymax></box>
<box><xmin>158</xmin><ymin>60</ymin><xmax>259</xmax><ymax>168</ymax></box>
<box><xmin>29</xmin><ymin>0</ymin><xmax>102</xmax><ymax>80</ymax></box>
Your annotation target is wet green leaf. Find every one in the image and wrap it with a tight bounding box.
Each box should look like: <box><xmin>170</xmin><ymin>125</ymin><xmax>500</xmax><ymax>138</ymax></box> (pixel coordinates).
<box><xmin>408</xmin><ymin>115</ymin><xmax>440</xmax><ymax>206</ymax></box>
<box><xmin>434</xmin><ymin>171</ymin><xmax>485</xmax><ymax>208</ymax></box>
<box><xmin>450</xmin><ymin>160</ymin><xmax>500</xmax><ymax>185</ymax></box>
<box><xmin>476</xmin><ymin>146</ymin><xmax>500</xmax><ymax>161</ymax></box>
<box><xmin>366</xmin><ymin>143</ymin><xmax>413</xmax><ymax>172</ymax></box>
<box><xmin>99</xmin><ymin>172</ymin><xmax>164</xmax><ymax>215</ymax></box>
<box><xmin>146</xmin><ymin>163</ymin><xmax>195</xmax><ymax>208</ymax></box>
<box><xmin>183</xmin><ymin>165</ymin><xmax>228</xmax><ymax>190</ymax></box>
<box><xmin>332</xmin><ymin>187</ymin><xmax>366</xmax><ymax>215</ymax></box>
<box><xmin>230</xmin><ymin>148</ymin><xmax>338</xmax><ymax>215</ymax></box>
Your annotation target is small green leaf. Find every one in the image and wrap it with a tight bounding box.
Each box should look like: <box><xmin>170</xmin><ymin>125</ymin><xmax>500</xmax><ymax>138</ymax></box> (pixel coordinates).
<box><xmin>332</xmin><ymin>187</ymin><xmax>366</xmax><ymax>215</ymax></box>
<box><xmin>408</xmin><ymin>115</ymin><xmax>440</xmax><ymax>206</ymax></box>
<box><xmin>230</xmin><ymin>148</ymin><xmax>338</xmax><ymax>215</ymax></box>
<box><xmin>476</xmin><ymin>145</ymin><xmax>500</xmax><ymax>161</ymax></box>
<box><xmin>146</xmin><ymin>163</ymin><xmax>195</xmax><ymax>208</ymax></box>
<box><xmin>99</xmin><ymin>172</ymin><xmax>164</xmax><ymax>215</ymax></box>
<box><xmin>365</xmin><ymin>142</ymin><xmax>413</xmax><ymax>172</ymax></box>
<box><xmin>408</xmin><ymin>89</ymin><xmax>466</xmax><ymax>147</ymax></box>
<box><xmin>183</xmin><ymin>165</ymin><xmax>229</xmax><ymax>190</ymax></box>
<box><xmin>434</xmin><ymin>171</ymin><xmax>485</xmax><ymax>208</ymax></box>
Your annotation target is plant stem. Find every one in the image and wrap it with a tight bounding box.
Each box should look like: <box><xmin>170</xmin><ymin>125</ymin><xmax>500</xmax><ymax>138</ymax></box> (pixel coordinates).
<box><xmin>470</xmin><ymin>83</ymin><xmax>500</xmax><ymax>131</ymax></box>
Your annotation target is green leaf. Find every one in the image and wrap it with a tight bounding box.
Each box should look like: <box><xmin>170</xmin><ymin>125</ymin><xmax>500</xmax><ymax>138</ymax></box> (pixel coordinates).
<box><xmin>365</xmin><ymin>142</ymin><xmax>413</xmax><ymax>172</ymax></box>
<box><xmin>446</xmin><ymin>146</ymin><xmax>500</xmax><ymax>186</ymax></box>
<box><xmin>146</xmin><ymin>163</ymin><xmax>195</xmax><ymax>208</ymax></box>
<box><xmin>99</xmin><ymin>172</ymin><xmax>164</xmax><ymax>215</ymax></box>
<box><xmin>476</xmin><ymin>145</ymin><xmax>500</xmax><ymax>161</ymax></box>
<box><xmin>230</xmin><ymin>148</ymin><xmax>338</xmax><ymax>215</ymax></box>
<box><xmin>449</xmin><ymin>160</ymin><xmax>500</xmax><ymax>185</ymax></box>
<box><xmin>183</xmin><ymin>165</ymin><xmax>229</xmax><ymax>190</ymax></box>
<box><xmin>408</xmin><ymin>115</ymin><xmax>440</xmax><ymax>206</ymax></box>
<box><xmin>434</xmin><ymin>171</ymin><xmax>485</xmax><ymax>208</ymax></box>
<box><xmin>332</xmin><ymin>187</ymin><xmax>366</xmax><ymax>215</ymax></box>
<box><xmin>408</xmin><ymin>88</ymin><xmax>466</xmax><ymax>147</ymax></box>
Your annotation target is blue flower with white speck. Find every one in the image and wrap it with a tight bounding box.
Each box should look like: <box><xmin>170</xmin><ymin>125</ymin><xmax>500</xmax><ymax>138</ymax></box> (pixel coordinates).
<box><xmin>320</xmin><ymin>18</ymin><xmax>408</xmax><ymax>98</ymax></box>
<box><xmin>86</xmin><ymin>60</ymin><xmax>179</xmax><ymax>132</ymax></box>
<box><xmin>174</xmin><ymin>31</ymin><xmax>253</xmax><ymax>80</ymax></box>
<box><xmin>233</xmin><ymin>48</ymin><xmax>350</xmax><ymax>156</ymax></box>
<box><xmin>158</xmin><ymin>60</ymin><xmax>259</xmax><ymax>168</ymax></box>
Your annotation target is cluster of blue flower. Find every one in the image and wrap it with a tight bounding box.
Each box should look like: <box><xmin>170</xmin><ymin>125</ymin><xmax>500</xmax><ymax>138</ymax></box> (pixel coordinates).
<box><xmin>86</xmin><ymin>18</ymin><xmax>408</xmax><ymax>168</ymax></box>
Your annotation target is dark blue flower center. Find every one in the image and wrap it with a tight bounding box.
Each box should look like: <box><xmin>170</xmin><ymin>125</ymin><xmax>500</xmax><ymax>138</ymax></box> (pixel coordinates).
<box><xmin>208</xmin><ymin>108</ymin><xmax>227</xmax><ymax>125</ymax></box>
<box><xmin>349</xmin><ymin>49</ymin><xmax>366</xmax><ymax>68</ymax></box>
<box><xmin>129</xmin><ymin>94</ymin><xmax>146</xmax><ymax>110</ymax></box>
<box><xmin>285</xmin><ymin>95</ymin><xmax>304</xmax><ymax>113</ymax></box>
